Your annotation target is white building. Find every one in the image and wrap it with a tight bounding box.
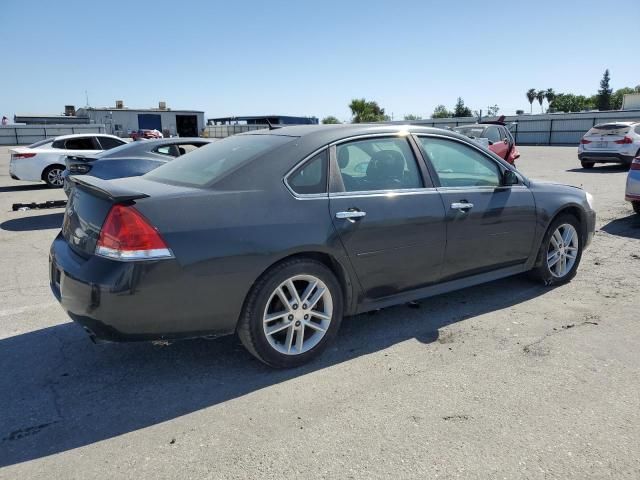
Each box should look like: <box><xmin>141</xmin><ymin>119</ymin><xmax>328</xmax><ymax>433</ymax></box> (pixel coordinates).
<box><xmin>76</xmin><ymin>101</ymin><xmax>205</xmax><ymax>137</ymax></box>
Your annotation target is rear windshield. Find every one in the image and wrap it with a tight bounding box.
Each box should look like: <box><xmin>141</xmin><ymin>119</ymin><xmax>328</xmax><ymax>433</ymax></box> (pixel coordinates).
<box><xmin>144</xmin><ymin>134</ymin><xmax>294</xmax><ymax>187</ymax></box>
<box><xmin>28</xmin><ymin>138</ymin><xmax>54</xmax><ymax>148</ymax></box>
<box><xmin>454</xmin><ymin>126</ymin><xmax>486</xmax><ymax>138</ymax></box>
<box><xmin>587</xmin><ymin>124</ymin><xmax>630</xmax><ymax>136</ymax></box>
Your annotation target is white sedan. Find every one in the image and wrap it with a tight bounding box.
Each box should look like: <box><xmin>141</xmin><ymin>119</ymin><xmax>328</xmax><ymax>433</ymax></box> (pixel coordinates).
<box><xmin>9</xmin><ymin>133</ymin><xmax>126</xmax><ymax>187</ymax></box>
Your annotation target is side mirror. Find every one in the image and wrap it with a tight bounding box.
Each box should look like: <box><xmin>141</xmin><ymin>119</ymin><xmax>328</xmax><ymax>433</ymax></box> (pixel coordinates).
<box><xmin>503</xmin><ymin>138</ymin><xmax>509</xmax><ymax>144</ymax></box>
<box><xmin>503</xmin><ymin>170</ymin><xmax>518</xmax><ymax>186</ymax></box>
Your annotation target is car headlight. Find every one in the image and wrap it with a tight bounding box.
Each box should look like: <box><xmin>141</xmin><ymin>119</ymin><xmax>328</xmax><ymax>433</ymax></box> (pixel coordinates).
<box><xmin>585</xmin><ymin>191</ymin><xmax>595</xmax><ymax>210</ymax></box>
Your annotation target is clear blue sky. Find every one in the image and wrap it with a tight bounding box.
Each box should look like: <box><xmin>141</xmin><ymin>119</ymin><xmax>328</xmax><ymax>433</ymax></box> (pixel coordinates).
<box><xmin>2</xmin><ymin>0</ymin><xmax>638</xmax><ymax>121</ymax></box>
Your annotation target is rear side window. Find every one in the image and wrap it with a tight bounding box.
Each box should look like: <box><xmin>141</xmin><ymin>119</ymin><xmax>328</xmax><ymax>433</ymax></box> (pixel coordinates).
<box><xmin>335</xmin><ymin>137</ymin><xmax>423</xmax><ymax>192</ymax></box>
<box><xmin>287</xmin><ymin>150</ymin><xmax>328</xmax><ymax>195</ymax></box>
<box><xmin>145</xmin><ymin>134</ymin><xmax>294</xmax><ymax>187</ymax></box>
<box><xmin>97</xmin><ymin>136</ymin><xmax>125</xmax><ymax>150</ymax></box>
<box><xmin>65</xmin><ymin>137</ymin><xmax>97</xmax><ymax>150</ymax></box>
<box><xmin>418</xmin><ymin>137</ymin><xmax>501</xmax><ymax>188</ymax></box>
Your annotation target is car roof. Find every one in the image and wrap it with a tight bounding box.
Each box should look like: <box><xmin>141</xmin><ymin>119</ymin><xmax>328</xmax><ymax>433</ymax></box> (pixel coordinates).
<box><xmin>241</xmin><ymin>123</ymin><xmax>469</xmax><ymax>144</ymax></box>
<box><xmin>52</xmin><ymin>133</ymin><xmax>123</xmax><ymax>141</ymax></box>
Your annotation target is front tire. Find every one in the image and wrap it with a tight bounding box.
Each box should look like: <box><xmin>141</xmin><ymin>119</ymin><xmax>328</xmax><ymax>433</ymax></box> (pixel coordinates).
<box><xmin>581</xmin><ymin>161</ymin><xmax>594</xmax><ymax>169</ymax></box>
<box><xmin>530</xmin><ymin>214</ymin><xmax>583</xmax><ymax>285</ymax></box>
<box><xmin>43</xmin><ymin>165</ymin><xmax>65</xmax><ymax>188</ymax></box>
<box><xmin>237</xmin><ymin>259</ymin><xmax>343</xmax><ymax>368</ymax></box>
<box><xmin>632</xmin><ymin>201</ymin><xmax>640</xmax><ymax>215</ymax></box>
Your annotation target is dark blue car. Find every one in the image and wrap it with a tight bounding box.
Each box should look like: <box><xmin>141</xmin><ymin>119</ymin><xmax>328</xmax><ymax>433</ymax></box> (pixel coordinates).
<box><xmin>62</xmin><ymin>137</ymin><xmax>214</xmax><ymax>195</ymax></box>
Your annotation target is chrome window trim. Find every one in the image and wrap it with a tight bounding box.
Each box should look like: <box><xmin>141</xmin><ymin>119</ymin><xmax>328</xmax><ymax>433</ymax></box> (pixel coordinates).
<box><xmin>329</xmin><ymin>187</ymin><xmax>440</xmax><ymax>199</ymax></box>
<box><xmin>283</xmin><ymin>146</ymin><xmax>330</xmax><ymax>200</ymax></box>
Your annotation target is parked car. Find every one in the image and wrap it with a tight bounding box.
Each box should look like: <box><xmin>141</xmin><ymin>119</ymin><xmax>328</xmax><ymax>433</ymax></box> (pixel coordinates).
<box><xmin>578</xmin><ymin>122</ymin><xmax>640</xmax><ymax>169</ymax></box>
<box><xmin>130</xmin><ymin>129</ymin><xmax>163</xmax><ymax>140</ymax></box>
<box><xmin>453</xmin><ymin>120</ymin><xmax>520</xmax><ymax>165</ymax></box>
<box><xmin>50</xmin><ymin>124</ymin><xmax>595</xmax><ymax>368</ymax></box>
<box><xmin>625</xmin><ymin>156</ymin><xmax>640</xmax><ymax>214</ymax></box>
<box><xmin>9</xmin><ymin>134</ymin><xmax>126</xmax><ymax>187</ymax></box>
<box><xmin>62</xmin><ymin>138</ymin><xmax>214</xmax><ymax>195</ymax></box>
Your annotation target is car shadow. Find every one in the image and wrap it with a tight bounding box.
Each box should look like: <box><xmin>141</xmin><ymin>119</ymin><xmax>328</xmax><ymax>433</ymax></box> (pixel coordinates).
<box><xmin>0</xmin><ymin>213</ymin><xmax>64</xmax><ymax>232</ymax></box>
<box><xmin>0</xmin><ymin>274</ymin><xmax>551</xmax><ymax>467</ymax></box>
<box><xmin>600</xmin><ymin>213</ymin><xmax>640</xmax><ymax>240</ymax></box>
<box><xmin>566</xmin><ymin>165</ymin><xmax>629</xmax><ymax>173</ymax></box>
<box><xmin>0</xmin><ymin>184</ymin><xmax>48</xmax><ymax>193</ymax></box>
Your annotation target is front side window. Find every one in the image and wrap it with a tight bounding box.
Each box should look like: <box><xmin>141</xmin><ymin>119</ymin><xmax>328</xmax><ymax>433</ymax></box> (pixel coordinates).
<box><xmin>484</xmin><ymin>126</ymin><xmax>501</xmax><ymax>143</ymax></box>
<box><xmin>97</xmin><ymin>136</ymin><xmax>125</xmax><ymax>150</ymax></box>
<box><xmin>418</xmin><ymin>137</ymin><xmax>501</xmax><ymax>188</ymax></box>
<box><xmin>335</xmin><ymin>137</ymin><xmax>423</xmax><ymax>192</ymax></box>
<box><xmin>288</xmin><ymin>150</ymin><xmax>328</xmax><ymax>195</ymax></box>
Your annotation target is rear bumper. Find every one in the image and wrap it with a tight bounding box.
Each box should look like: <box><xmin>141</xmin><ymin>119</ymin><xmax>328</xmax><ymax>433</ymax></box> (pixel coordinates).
<box><xmin>49</xmin><ymin>233</ymin><xmax>239</xmax><ymax>342</ymax></box>
<box><xmin>578</xmin><ymin>152</ymin><xmax>634</xmax><ymax>164</ymax></box>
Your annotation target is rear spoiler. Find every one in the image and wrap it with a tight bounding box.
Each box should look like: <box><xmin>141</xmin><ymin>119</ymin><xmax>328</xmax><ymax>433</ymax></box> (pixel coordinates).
<box><xmin>70</xmin><ymin>175</ymin><xmax>149</xmax><ymax>202</ymax></box>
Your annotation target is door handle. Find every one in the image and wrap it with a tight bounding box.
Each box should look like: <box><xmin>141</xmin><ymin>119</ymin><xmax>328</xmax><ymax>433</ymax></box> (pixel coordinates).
<box><xmin>451</xmin><ymin>202</ymin><xmax>474</xmax><ymax>211</ymax></box>
<box><xmin>335</xmin><ymin>210</ymin><xmax>366</xmax><ymax>220</ymax></box>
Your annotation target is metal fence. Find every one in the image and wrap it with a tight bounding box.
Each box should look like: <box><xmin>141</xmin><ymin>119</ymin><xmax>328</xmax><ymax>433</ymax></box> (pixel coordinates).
<box><xmin>0</xmin><ymin>124</ymin><xmax>106</xmax><ymax>146</ymax></box>
<box><xmin>203</xmin><ymin>124</ymin><xmax>269</xmax><ymax>138</ymax></box>
<box><xmin>410</xmin><ymin>110</ymin><xmax>640</xmax><ymax>146</ymax></box>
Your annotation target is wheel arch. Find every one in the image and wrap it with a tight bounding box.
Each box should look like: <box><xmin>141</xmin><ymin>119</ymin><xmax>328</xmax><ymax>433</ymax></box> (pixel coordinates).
<box><xmin>244</xmin><ymin>250</ymin><xmax>358</xmax><ymax>318</ymax></box>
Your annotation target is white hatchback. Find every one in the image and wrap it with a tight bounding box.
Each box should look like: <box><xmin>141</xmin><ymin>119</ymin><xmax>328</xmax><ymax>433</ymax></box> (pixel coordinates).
<box><xmin>9</xmin><ymin>134</ymin><xmax>126</xmax><ymax>187</ymax></box>
<box><xmin>578</xmin><ymin>122</ymin><xmax>640</xmax><ymax>169</ymax></box>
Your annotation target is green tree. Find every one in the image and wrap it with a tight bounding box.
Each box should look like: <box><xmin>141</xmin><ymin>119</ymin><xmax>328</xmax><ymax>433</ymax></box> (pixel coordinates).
<box><xmin>536</xmin><ymin>90</ymin><xmax>545</xmax><ymax>113</ymax></box>
<box><xmin>597</xmin><ymin>69</ymin><xmax>613</xmax><ymax>111</ymax></box>
<box><xmin>321</xmin><ymin>116</ymin><xmax>341</xmax><ymax>124</ymax></box>
<box><xmin>544</xmin><ymin>88</ymin><xmax>556</xmax><ymax>109</ymax></box>
<box><xmin>403</xmin><ymin>114</ymin><xmax>422</xmax><ymax>121</ymax></box>
<box><xmin>431</xmin><ymin>105</ymin><xmax>452</xmax><ymax>119</ymax></box>
<box><xmin>348</xmin><ymin>98</ymin><xmax>389</xmax><ymax>123</ymax></box>
<box><xmin>611</xmin><ymin>87</ymin><xmax>636</xmax><ymax>110</ymax></box>
<box><xmin>453</xmin><ymin>97</ymin><xmax>472</xmax><ymax>117</ymax></box>
<box><xmin>486</xmin><ymin>104</ymin><xmax>500</xmax><ymax>117</ymax></box>
<box><xmin>526</xmin><ymin>88</ymin><xmax>537</xmax><ymax>113</ymax></box>
<box><xmin>549</xmin><ymin>93</ymin><xmax>595</xmax><ymax>113</ymax></box>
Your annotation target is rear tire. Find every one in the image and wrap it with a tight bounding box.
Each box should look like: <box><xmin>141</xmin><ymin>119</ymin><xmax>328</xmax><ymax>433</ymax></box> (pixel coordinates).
<box><xmin>632</xmin><ymin>201</ymin><xmax>640</xmax><ymax>215</ymax></box>
<box><xmin>237</xmin><ymin>259</ymin><xmax>343</xmax><ymax>368</ymax></box>
<box><xmin>580</xmin><ymin>161</ymin><xmax>594</xmax><ymax>169</ymax></box>
<box><xmin>529</xmin><ymin>214</ymin><xmax>583</xmax><ymax>286</ymax></box>
<box><xmin>43</xmin><ymin>165</ymin><xmax>65</xmax><ymax>188</ymax></box>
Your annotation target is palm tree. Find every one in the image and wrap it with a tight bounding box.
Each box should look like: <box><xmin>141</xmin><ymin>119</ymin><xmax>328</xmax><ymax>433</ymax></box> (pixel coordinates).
<box><xmin>545</xmin><ymin>88</ymin><xmax>556</xmax><ymax>111</ymax></box>
<box><xmin>536</xmin><ymin>90</ymin><xmax>545</xmax><ymax>113</ymax></box>
<box><xmin>526</xmin><ymin>89</ymin><xmax>537</xmax><ymax>113</ymax></box>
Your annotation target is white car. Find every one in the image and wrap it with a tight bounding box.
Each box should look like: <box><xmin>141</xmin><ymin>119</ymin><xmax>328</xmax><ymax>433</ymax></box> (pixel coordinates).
<box><xmin>578</xmin><ymin>122</ymin><xmax>640</xmax><ymax>169</ymax></box>
<box><xmin>625</xmin><ymin>157</ymin><xmax>640</xmax><ymax>214</ymax></box>
<box><xmin>9</xmin><ymin>134</ymin><xmax>126</xmax><ymax>187</ymax></box>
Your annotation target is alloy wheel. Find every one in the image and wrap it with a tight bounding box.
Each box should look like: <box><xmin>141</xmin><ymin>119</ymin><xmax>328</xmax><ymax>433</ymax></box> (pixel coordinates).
<box><xmin>47</xmin><ymin>168</ymin><xmax>64</xmax><ymax>187</ymax></box>
<box><xmin>262</xmin><ymin>274</ymin><xmax>333</xmax><ymax>355</ymax></box>
<box><xmin>546</xmin><ymin>223</ymin><xmax>579</xmax><ymax>278</ymax></box>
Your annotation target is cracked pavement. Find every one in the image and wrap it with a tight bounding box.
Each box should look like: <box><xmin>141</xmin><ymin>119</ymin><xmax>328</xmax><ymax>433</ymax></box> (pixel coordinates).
<box><xmin>0</xmin><ymin>146</ymin><xmax>639</xmax><ymax>479</ymax></box>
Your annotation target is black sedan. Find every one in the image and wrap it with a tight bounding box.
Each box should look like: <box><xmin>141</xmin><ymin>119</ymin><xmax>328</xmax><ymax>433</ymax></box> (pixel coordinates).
<box><xmin>50</xmin><ymin>124</ymin><xmax>596</xmax><ymax>367</ymax></box>
<box><xmin>62</xmin><ymin>137</ymin><xmax>214</xmax><ymax>194</ymax></box>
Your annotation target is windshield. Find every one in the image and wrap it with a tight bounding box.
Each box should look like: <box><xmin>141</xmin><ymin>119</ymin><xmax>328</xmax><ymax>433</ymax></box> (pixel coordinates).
<box><xmin>144</xmin><ymin>134</ymin><xmax>295</xmax><ymax>187</ymax></box>
<box><xmin>454</xmin><ymin>126</ymin><xmax>486</xmax><ymax>138</ymax></box>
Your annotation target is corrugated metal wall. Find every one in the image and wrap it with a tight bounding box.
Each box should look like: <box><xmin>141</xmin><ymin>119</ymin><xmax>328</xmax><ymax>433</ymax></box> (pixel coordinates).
<box><xmin>411</xmin><ymin>110</ymin><xmax>640</xmax><ymax>145</ymax></box>
<box><xmin>203</xmin><ymin>124</ymin><xmax>269</xmax><ymax>138</ymax></box>
<box><xmin>0</xmin><ymin>124</ymin><xmax>106</xmax><ymax>146</ymax></box>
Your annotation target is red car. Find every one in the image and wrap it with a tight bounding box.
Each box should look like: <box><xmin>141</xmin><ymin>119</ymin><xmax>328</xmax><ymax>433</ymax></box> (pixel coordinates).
<box><xmin>453</xmin><ymin>119</ymin><xmax>520</xmax><ymax>165</ymax></box>
<box><xmin>130</xmin><ymin>129</ymin><xmax>163</xmax><ymax>141</ymax></box>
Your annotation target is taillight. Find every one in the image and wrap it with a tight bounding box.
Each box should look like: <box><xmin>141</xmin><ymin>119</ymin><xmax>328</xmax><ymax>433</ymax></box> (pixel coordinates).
<box><xmin>69</xmin><ymin>163</ymin><xmax>92</xmax><ymax>174</ymax></box>
<box><xmin>631</xmin><ymin>158</ymin><xmax>640</xmax><ymax>170</ymax></box>
<box><xmin>580</xmin><ymin>139</ymin><xmax>591</xmax><ymax>144</ymax></box>
<box><xmin>95</xmin><ymin>204</ymin><xmax>173</xmax><ymax>261</ymax></box>
<box><xmin>12</xmin><ymin>152</ymin><xmax>36</xmax><ymax>159</ymax></box>
<box><xmin>614</xmin><ymin>136</ymin><xmax>633</xmax><ymax>144</ymax></box>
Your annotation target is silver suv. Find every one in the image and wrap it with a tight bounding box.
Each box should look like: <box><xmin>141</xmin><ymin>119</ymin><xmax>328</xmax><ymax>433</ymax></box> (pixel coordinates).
<box><xmin>578</xmin><ymin>122</ymin><xmax>640</xmax><ymax>168</ymax></box>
